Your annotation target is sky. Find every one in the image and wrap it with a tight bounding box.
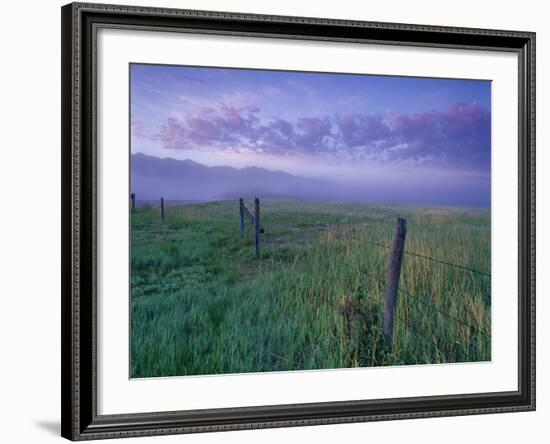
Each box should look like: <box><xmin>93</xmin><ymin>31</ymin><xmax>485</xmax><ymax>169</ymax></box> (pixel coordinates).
<box><xmin>130</xmin><ymin>63</ymin><xmax>491</xmax><ymax>207</ymax></box>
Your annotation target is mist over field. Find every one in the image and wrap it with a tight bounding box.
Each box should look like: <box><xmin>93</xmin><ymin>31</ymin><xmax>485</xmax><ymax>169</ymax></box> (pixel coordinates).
<box><xmin>131</xmin><ymin>153</ymin><xmax>490</xmax><ymax>207</ymax></box>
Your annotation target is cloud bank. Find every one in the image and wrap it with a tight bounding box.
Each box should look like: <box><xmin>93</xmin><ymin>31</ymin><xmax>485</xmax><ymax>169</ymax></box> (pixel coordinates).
<box><xmin>136</xmin><ymin>102</ymin><xmax>490</xmax><ymax>171</ymax></box>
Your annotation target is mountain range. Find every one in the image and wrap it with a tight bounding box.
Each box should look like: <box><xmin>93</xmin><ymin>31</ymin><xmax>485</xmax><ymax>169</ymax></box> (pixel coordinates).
<box><xmin>130</xmin><ymin>153</ymin><xmax>490</xmax><ymax>207</ymax></box>
<box><xmin>130</xmin><ymin>153</ymin><xmax>342</xmax><ymax>202</ymax></box>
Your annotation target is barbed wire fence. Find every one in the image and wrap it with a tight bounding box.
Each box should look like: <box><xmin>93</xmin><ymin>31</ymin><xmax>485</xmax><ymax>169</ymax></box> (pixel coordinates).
<box><xmin>325</xmin><ymin>220</ymin><xmax>491</xmax><ymax>352</ymax></box>
<box><xmin>132</xmin><ymin>195</ymin><xmax>491</xmax><ymax>355</ymax></box>
<box><xmin>237</xmin><ymin>203</ymin><xmax>492</xmax><ymax>350</ymax></box>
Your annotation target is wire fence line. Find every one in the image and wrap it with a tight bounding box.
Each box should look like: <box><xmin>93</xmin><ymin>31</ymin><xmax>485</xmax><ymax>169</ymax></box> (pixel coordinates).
<box><xmin>326</xmin><ymin>225</ymin><xmax>491</xmax><ymax>278</ymax></box>
<box><xmin>135</xmin><ymin>199</ymin><xmax>490</xmax><ymax>352</ymax></box>
<box><xmin>396</xmin><ymin>286</ymin><xmax>491</xmax><ymax>337</ymax></box>
<box><xmin>402</xmin><ymin>250</ymin><xmax>491</xmax><ymax>278</ymax></box>
<box><xmin>325</xmin><ymin>228</ymin><xmax>491</xmax><ymax>338</ymax></box>
<box><xmin>331</xmin><ymin>254</ymin><xmax>491</xmax><ymax>338</ymax></box>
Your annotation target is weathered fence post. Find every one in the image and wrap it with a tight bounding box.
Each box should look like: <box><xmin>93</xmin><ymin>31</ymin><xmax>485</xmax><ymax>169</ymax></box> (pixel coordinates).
<box><xmin>254</xmin><ymin>197</ymin><xmax>260</xmax><ymax>258</ymax></box>
<box><xmin>160</xmin><ymin>197</ymin><xmax>165</xmax><ymax>223</ymax></box>
<box><xmin>383</xmin><ymin>217</ymin><xmax>407</xmax><ymax>351</ymax></box>
<box><xmin>239</xmin><ymin>198</ymin><xmax>245</xmax><ymax>237</ymax></box>
<box><xmin>130</xmin><ymin>193</ymin><xmax>135</xmax><ymax>213</ymax></box>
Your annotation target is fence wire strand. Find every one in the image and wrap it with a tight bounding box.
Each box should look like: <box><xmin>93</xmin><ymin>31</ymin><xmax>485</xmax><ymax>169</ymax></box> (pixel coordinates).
<box><xmin>327</xmin><ymin>226</ymin><xmax>491</xmax><ymax>278</ymax></box>
<box><xmin>396</xmin><ymin>286</ymin><xmax>491</xmax><ymax>338</ymax></box>
<box><xmin>403</xmin><ymin>250</ymin><xmax>491</xmax><ymax>278</ymax></box>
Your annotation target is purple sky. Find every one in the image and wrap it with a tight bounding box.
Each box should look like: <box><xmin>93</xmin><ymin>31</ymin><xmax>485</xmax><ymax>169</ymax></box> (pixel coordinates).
<box><xmin>130</xmin><ymin>64</ymin><xmax>491</xmax><ymax>206</ymax></box>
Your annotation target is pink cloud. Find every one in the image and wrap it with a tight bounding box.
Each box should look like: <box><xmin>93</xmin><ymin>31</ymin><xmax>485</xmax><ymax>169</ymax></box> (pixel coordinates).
<box><xmin>147</xmin><ymin>102</ymin><xmax>490</xmax><ymax>170</ymax></box>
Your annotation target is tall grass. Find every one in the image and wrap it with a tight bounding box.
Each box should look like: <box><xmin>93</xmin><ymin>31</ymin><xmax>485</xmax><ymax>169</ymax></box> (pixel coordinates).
<box><xmin>130</xmin><ymin>199</ymin><xmax>490</xmax><ymax>377</ymax></box>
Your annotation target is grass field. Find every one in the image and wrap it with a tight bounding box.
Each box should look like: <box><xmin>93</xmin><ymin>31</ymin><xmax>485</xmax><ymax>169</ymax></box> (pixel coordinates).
<box><xmin>130</xmin><ymin>199</ymin><xmax>491</xmax><ymax>378</ymax></box>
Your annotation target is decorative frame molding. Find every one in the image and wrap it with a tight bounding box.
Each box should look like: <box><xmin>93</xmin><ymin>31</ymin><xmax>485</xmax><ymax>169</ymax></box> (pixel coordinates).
<box><xmin>61</xmin><ymin>2</ymin><xmax>535</xmax><ymax>440</ymax></box>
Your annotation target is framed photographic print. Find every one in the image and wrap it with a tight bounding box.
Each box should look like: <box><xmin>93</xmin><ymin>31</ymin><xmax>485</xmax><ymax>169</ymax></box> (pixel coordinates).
<box><xmin>61</xmin><ymin>2</ymin><xmax>536</xmax><ymax>440</ymax></box>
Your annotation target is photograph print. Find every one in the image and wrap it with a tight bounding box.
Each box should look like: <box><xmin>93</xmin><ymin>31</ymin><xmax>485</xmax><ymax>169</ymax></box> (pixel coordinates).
<box><xmin>129</xmin><ymin>64</ymin><xmax>491</xmax><ymax>379</ymax></box>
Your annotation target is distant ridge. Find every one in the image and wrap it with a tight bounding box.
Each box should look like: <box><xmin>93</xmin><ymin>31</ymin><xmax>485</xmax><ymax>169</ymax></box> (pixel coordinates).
<box><xmin>130</xmin><ymin>153</ymin><xmax>491</xmax><ymax>207</ymax></box>
<box><xmin>130</xmin><ymin>153</ymin><xmax>336</xmax><ymax>201</ymax></box>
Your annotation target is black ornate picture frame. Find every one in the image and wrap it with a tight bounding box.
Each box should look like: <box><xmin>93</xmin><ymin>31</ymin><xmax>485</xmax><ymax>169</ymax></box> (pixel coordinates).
<box><xmin>61</xmin><ymin>2</ymin><xmax>535</xmax><ymax>440</ymax></box>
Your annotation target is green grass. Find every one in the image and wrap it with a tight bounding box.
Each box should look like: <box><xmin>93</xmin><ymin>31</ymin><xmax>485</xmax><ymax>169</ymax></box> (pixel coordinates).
<box><xmin>130</xmin><ymin>199</ymin><xmax>491</xmax><ymax>378</ymax></box>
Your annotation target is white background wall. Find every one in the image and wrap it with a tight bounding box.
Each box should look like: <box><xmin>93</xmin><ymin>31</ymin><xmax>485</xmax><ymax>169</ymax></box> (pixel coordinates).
<box><xmin>0</xmin><ymin>0</ymin><xmax>546</xmax><ymax>443</ymax></box>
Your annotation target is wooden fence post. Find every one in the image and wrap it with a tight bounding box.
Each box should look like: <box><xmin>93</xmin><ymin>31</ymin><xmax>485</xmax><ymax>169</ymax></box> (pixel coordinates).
<box><xmin>383</xmin><ymin>217</ymin><xmax>407</xmax><ymax>351</ymax></box>
<box><xmin>160</xmin><ymin>197</ymin><xmax>165</xmax><ymax>223</ymax></box>
<box><xmin>239</xmin><ymin>198</ymin><xmax>244</xmax><ymax>237</ymax></box>
<box><xmin>130</xmin><ymin>193</ymin><xmax>135</xmax><ymax>213</ymax></box>
<box><xmin>254</xmin><ymin>197</ymin><xmax>260</xmax><ymax>258</ymax></box>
